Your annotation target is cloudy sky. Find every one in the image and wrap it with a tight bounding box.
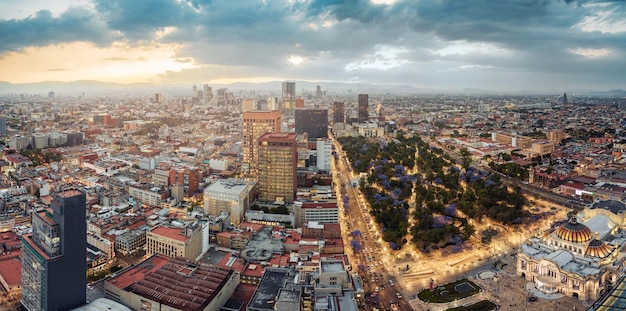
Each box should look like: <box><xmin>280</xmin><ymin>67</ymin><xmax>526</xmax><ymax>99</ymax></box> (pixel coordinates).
<box><xmin>0</xmin><ymin>0</ymin><xmax>625</xmax><ymax>91</ymax></box>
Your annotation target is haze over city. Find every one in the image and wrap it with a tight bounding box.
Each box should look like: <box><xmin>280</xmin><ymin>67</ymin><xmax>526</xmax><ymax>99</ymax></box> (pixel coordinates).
<box><xmin>1</xmin><ymin>0</ymin><xmax>626</xmax><ymax>92</ymax></box>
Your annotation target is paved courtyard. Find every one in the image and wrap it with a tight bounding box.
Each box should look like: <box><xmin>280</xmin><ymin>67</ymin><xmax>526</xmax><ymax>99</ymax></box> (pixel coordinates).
<box><xmin>408</xmin><ymin>254</ymin><xmax>586</xmax><ymax>311</ymax></box>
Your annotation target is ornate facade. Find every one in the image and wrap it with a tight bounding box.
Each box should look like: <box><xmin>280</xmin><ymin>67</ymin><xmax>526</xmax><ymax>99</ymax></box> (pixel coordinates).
<box><xmin>517</xmin><ymin>200</ymin><xmax>626</xmax><ymax>301</ymax></box>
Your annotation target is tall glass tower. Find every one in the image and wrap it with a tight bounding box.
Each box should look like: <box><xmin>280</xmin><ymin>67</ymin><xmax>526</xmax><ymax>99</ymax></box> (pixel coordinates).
<box><xmin>21</xmin><ymin>189</ymin><xmax>87</xmax><ymax>311</ymax></box>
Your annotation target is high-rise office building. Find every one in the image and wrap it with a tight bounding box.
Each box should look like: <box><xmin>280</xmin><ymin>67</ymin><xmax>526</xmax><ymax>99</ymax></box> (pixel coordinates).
<box><xmin>282</xmin><ymin>82</ymin><xmax>296</xmax><ymax>100</ymax></box>
<box><xmin>242</xmin><ymin>110</ymin><xmax>282</xmax><ymax>179</ymax></box>
<box><xmin>281</xmin><ymin>82</ymin><xmax>296</xmax><ymax>116</ymax></box>
<box><xmin>9</xmin><ymin>135</ymin><xmax>30</xmax><ymax>151</ymax></box>
<box><xmin>295</xmin><ymin>109</ymin><xmax>328</xmax><ymax>139</ymax></box>
<box><xmin>268</xmin><ymin>97</ymin><xmax>281</xmax><ymax>111</ymax></box>
<box><xmin>242</xmin><ymin>98</ymin><xmax>255</xmax><ymax>112</ymax></box>
<box><xmin>21</xmin><ymin>189</ymin><xmax>87</xmax><ymax>311</ymax></box>
<box><xmin>204</xmin><ymin>84</ymin><xmax>213</xmax><ymax>105</ymax></box>
<box><xmin>316</xmin><ymin>138</ymin><xmax>332</xmax><ymax>171</ymax></box>
<box><xmin>257</xmin><ymin>132</ymin><xmax>297</xmax><ymax>202</ymax></box>
<box><xmin>358</xmin><ymin>94</ymin><xmax>369</xmax><ymax>123</ymax></box>
<box><xmin>0</xmin><ymin>117</ymin><xmax>6</xmax><ymax>136</ymax></box>
<box><xmin>217</xmin><ymin>88</ymin><xmax>228</xmax><ymax>106</ymax></box>
<box><xmin>333</xmin><ymin>101</ymin><xmax>344</xmax><ymax>123</ymax></box>
<box><xmin>563</xmin><ymin>93</ymin><xmax>568</xmax><ymax>105</ymax></box>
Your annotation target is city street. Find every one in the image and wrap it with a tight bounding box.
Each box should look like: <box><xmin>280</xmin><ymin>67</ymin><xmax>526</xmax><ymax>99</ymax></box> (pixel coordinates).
<box><xmin>333</xmin><ymin>139</ymin><xmax>411</xmax><ymax>311</ymax></box>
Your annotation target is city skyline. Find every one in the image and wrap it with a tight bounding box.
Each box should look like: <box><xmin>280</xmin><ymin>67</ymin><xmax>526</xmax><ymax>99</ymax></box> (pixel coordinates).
<box><xmin>0</xmin><ymin>0</ymin><xmax>625</xmax><ymax>92</ymax></box>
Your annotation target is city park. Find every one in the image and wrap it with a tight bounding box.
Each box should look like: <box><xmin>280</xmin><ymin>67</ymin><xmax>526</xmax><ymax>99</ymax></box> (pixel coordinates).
<box><xmin>336</xmin><ymin>132</ymin><xmax>584</xmax><ymax>310</ymax></box>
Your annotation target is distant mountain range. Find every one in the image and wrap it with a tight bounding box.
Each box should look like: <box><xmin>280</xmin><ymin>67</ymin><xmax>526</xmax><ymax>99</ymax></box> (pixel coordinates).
<box><xmin>0</xmin><ymin>80</ymin><xmax>624</xmax><ymax>97</ymax></box>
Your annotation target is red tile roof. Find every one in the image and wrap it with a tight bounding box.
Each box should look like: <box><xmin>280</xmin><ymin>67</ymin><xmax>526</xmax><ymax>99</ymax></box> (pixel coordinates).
<box><xmin>150</xmin><ymin>226</ymin><xmax>189</xmax><ymax>242</ymax></box>
<box><xmin>128</xmin><ymin>219</ymin><xmax>147</xmax><ymax>230</ymax></box>
<box><xmin>107</xmin><ymin>254</ymin><xmax>234</xmax><ymax>311</ymax></box>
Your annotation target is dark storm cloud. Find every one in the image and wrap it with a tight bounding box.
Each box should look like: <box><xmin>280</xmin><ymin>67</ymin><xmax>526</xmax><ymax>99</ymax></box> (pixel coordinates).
<box><xmin>0</xmin><ymin>7</ymin><xmax>112</xmax><ymax>53</ymax></box>
<box><xmin>120</xmin><ymin>0</ymin><xmax>626</xmax><ymax>90</ymax></box>
<box><xmin>92</xmin><ymin>0</ymin><xmax>200</xmax><ymax>40</ymax></box>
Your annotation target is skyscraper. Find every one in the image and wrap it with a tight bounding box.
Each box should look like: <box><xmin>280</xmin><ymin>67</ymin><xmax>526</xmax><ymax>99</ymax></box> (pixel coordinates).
<box><xmin>204</xmin><ymin>84</ymin><xmax>213</xmax><ymax>105</ymax></box>
<box><xmin>217</xmin><ymin>88</ymin><xmax>228</xmax><ymax>106</ymax></box>
<box><xmin>0</xmin><ymin>117</ymin><xmax>7</xmax><ymax>136</ymax></box>
<box><xmin>563</xmin><ymin>93</ymin><xmax>568</xmax><ymax>105</ymax></box>
<box><xmin>21</xmin><ymin>189</ymin><xmax>87</xmax><ymax>311</ymax></box>
<box><xmin>257</xmin><ymin>132</ymin><xmax>297</xmax><ymax>202</ymax></box>
<box><xmin>333</xmin><ymin>101</ymin><xmax>344</xmax><ymax>123</ymax></box>
<box><xmin>295</xmin><ymin>109</ymin><xmax>328</xmax><ymax>139</ymax></box>
<box><xmin>358</xmin><ymin>94</ymin><xmax>369</xmax><ymax>123</ymax></box>
<box><xmin>282</xmin><ymin>81</ymin><xmax>296</xmax><ymax>100</ymax></box>
<box><xmin>242</xmin><ymin>98</ymin><xmax>255</xmax><ymax>112</ymax></box>
<box><xmin>242</xmin><ymin>110</ymin><xmax>282</xmax><ymax>179</ymax></box>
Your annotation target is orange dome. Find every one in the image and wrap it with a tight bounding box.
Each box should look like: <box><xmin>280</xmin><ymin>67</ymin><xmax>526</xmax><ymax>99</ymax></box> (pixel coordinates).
<box><xmin>586</xmin><ymin>240</ymin><xmax>614</xmax><ymax>258</ymax></box>
<box><xmin>555</xmin><ymin>217</ymin><xmax>593</xmax><ymax>243</ymax></box>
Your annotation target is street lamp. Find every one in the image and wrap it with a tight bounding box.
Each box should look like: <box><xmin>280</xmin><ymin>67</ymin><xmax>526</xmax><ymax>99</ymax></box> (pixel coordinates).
<box><xmin>494</xmin><ymin>273</ymin><xmax>500</xmax><ymax>296</ymax></box>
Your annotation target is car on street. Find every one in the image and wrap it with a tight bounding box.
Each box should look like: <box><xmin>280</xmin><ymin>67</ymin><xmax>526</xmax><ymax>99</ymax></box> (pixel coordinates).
<box><xmin>396</xmin><ymin>292</ymin><xmax>402</xmax><ymax>299</ymax></box>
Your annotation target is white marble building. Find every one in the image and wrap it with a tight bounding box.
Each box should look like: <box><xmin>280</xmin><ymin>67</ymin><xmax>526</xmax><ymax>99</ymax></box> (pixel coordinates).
<box><xmin>517</xmin><ymin>200</ymin><xmax>626</xmax><ymax>301</ymax></box>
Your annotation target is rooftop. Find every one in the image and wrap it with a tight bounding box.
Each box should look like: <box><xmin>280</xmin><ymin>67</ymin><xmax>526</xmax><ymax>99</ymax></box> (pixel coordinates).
<box><xmin>248</xmin><ymin>268</ymin><xmax>294</xmax><ymax>310</ymax></box>
<box><xmin>57</xmin><ymin>189</ymin><xmax>83</xmax><ymax>198</ymax></box>
<box><xmin>321</xmin><ymin>261</ymin><xmax>344</xmax><ymax>273</ymax></box>
<box><xmin>107</xmin><ymin>254</ymin><xmax>233</xmax><ymax>311</ymax></box>
<box><xmin>0</xmin><ymin>256</ymin><xmax>21</xmax><ymax>286</ymax></box>
<box><xmin>277</xmin><ymin>288</ymin><xmax>301</xmax><ymax>302</ymax></box>
<box><xmin>149</xmin><ymin>226</ymin><xmax>189</xmax><ymax>242</ymax></box>
<box><xmin>204</xmin><ymin>178</ymin><xmax>255</xmax><ymax>196</ymax></box>
<box><xmin>591</xmin><ymin>200</ymin><xmax>626</xmax><ymax>214</ymax></box>
<box><xmin>69</xmin><ymin>298</ymin><xmax>131</xmax><ymax>311</ymax></box>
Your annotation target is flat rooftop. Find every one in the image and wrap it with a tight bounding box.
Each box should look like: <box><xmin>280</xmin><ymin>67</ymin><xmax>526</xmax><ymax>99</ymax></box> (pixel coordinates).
<box><xmin>205</xmin><ymin>178</ymin><xmax>255</xmax><ymax>195</ymax></box>
<box><xmin>149</xmin><ymin>226</ymin><xmax>189</xmax><ymax>242</ymax></box>
<box><xmin>248</xmin><ymin>268</ymin><xmax>293</xmax><ymax>310</ymax></box>
<box><xmin>57</xmin><ymin>189</ymin><xmax>83</xmax><ymax>198</ymax></box>
<box><xmin>277</xmin><ymin>288</ymin><xmax>301</xmax><ymax>302</ymax></box>
<box><xmin>321</xmin><ymin>261</ymin><xmax>344</xmax><ymax>273</ymax></box>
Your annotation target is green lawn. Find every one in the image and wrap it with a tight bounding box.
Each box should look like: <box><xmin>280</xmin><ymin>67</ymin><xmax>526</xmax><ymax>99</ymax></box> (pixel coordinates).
<box><xmin>418</xmin><ymin>278</ymin><xmax>481</xmax><ymax>303</ymax></box>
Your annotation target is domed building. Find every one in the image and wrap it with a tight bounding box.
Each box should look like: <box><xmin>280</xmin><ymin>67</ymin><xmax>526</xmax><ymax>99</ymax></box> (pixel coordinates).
<box><xmin>517</xmin><ymin>200</ymin><xmax>626</xmax><ymax>301</ymax></box>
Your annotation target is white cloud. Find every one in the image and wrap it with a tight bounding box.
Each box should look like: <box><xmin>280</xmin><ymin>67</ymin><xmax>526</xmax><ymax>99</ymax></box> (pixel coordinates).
<box><xmin>345</xmin><ymin>45</ymin><xmax>410</xmax><ymax>71</ymax></box>
<box><xmin>432</xmin><ymin>40</ymin><xmax>510</xmax><ymax>56</ymax></box>
<box><xmin>0</xmin><ymin>0</ymin><xmax>92</xmax><ymax>20</ymax></box>
<box><xmin>288</xmin><ymin>55</ymin><xmax>305</xmax><ymax>66</ymax></box>
<box><xmin>568</xmin><ymin>47</ymin><xmax>613</xmax><ymax>58</ymax></box>
<box><xmin>576</xmin><ymin>7</ymin><xmax>626</xmax><ymax>34</ymax></box>
<box><xmin>370</xmin><ymin>0</ymin><xmax>397</xmax><ymax>5</ymax></box>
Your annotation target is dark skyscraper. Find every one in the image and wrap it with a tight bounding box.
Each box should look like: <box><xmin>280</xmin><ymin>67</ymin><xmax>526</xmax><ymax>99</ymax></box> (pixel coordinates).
<box><xmin>358</xmin><ymin>94</ymin><xmax>369</xmax><ymax>123</ymax></box>
<box><xmin>0</xmin><ymin>117</ymin><xmax>6</xmax><ymax>136</ymax></box>
<box><xmin>282</xmin><ymin>81</ymin><xmax>296</xmax><ymax>100</ymax></box>
<box><xmin>295</xmin><ymin>109</ymin><xmax>328</xmax><ymax>139</ymax></box>
<box><xmin>21</xmin><ymin>189</ymin><xmax>87</xmax><ymax>311</ymax></box>
<box><xmin>333</xmin><ymin>101</ymin><xmax>345</xmax><ymax>123</ymax></box>
<box><xmin>563</xmin><ymin>93</ymin><xmax>568</xmax><ymax>105</ymax></box>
